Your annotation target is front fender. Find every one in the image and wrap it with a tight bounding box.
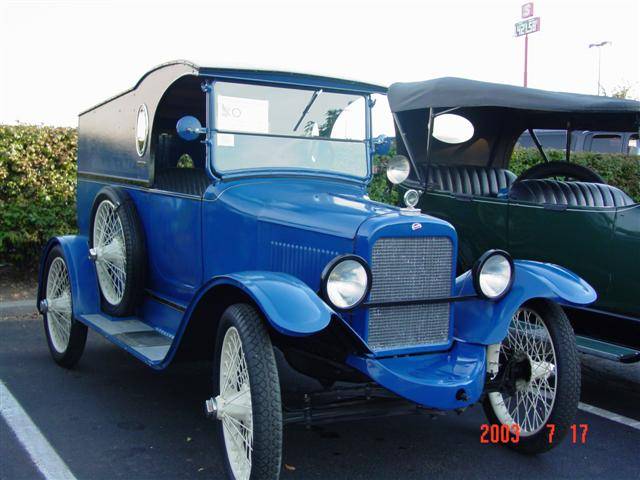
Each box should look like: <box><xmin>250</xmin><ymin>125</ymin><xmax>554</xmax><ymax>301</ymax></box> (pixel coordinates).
<box><xmin>188</xmin><ymin>271</ymin><xmax>336</xmax><ymax>336</ymax></box>
<box><xmin>453</xmin><ymin>260</ymin><xmax>596</xmax><ymax>345</ymax></box>
<box><xmin>37</xmin><ymin>235</ymin><xmax>100</xmax><ymax>316</ymax></box>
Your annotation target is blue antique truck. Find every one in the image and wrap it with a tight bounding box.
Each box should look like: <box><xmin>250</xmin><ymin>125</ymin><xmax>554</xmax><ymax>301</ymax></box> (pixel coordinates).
<box><xmin>38</xmin><ymin>61</ymin><xmax>596</xmax><ymax>480</ymax></box>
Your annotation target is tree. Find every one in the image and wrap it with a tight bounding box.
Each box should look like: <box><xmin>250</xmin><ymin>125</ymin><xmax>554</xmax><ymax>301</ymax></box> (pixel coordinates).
<box><xmin>602</xmin><ymin>82</ymin><xmax>637</xmax><ymax>100</ymax></box>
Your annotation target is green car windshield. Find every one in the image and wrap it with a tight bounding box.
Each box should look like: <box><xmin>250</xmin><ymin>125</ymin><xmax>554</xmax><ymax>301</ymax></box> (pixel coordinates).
<box><xmin>212</xmin><ymin>82</ymin><xmax>368</xmax><ymax>178</ymax></box>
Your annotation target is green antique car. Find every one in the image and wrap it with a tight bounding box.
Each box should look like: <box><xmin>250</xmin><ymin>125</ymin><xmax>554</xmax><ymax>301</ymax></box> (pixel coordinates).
<box><xmin>385</xmin><ymin>77</ymin><xmax>640</xmax><ymax>363</ymax></box>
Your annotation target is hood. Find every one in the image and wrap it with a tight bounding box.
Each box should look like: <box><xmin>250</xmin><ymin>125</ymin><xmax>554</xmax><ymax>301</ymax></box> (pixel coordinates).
<box><xmin>207</xmin><ymin>176</ymin><xmax>459</xmax><ymax>294</ymax></box>
<box><xmin>212</xmin><ymin>177</ymin><xmax>396</xmax><ymax>239</ymax></box>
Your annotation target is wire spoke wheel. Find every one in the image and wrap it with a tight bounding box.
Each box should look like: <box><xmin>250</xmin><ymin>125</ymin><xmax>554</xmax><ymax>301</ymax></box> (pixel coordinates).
<box><xmin>45</xmin><ymin>257</ymin><xmax>73</xmax><ymax>353</ymax></box>
<box><xmin>93</xmin><ymin>199</ymin><xmax>127</xmax><ymax>306</ymax></box>
<box><xmin>489</xmin><ymin>307</ymin><xmax>557</xmax><ymax>436</ymax></box>
<box><xmin>212</xmin><ymin>304</ymin><xmax>282</xmax><ymax>480</ymax></box>
<box><xmin>219</xmin><ymin>327</ymin><xmax>253</xmax><ymax>480</ymax></box>
<box><xmin>41</xmin><ymin>246</ymin><xmax>87</xmax><ymax>368</ymax></box>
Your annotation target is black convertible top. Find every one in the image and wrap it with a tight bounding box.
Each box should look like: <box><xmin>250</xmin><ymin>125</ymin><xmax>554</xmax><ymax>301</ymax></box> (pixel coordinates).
<box><xmin>388</xmin><ymin>78</ymin><xmax>640</xmax><ymax>178</ymax></box>
<box><xmin>389</xmin><ymin>77</ymin><xmax>640</xmax><ymax>116</ymax></box>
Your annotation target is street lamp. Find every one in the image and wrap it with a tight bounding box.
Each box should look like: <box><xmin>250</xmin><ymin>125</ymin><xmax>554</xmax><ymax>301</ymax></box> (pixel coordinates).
<box><xmin>589</xmin><ymin>41</ymin><xmax>612</xmax><ymax>96</ymax></box>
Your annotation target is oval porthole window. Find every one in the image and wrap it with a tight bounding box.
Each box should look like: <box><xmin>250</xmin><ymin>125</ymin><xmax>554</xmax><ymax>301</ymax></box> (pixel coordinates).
<box><xmin>135</xmin><ymin>104</ymin><xmax>149</xmax><ymax>156</ymax></box>
<box><xmin>432</xmin><ymin>113</ymin><xmax>474</xmax><ymax>144</ymax></box>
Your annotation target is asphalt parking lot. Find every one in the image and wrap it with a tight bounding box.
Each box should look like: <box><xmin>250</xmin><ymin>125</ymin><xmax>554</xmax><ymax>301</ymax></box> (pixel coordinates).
<box><xmin>1</xmin><ymin>303</ymin><xmax>639</xmax><ymax>480</ymax></box>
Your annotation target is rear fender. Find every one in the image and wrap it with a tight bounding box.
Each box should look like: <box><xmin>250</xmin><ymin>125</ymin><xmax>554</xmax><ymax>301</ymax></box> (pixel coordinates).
<box><xmin>37</xmin><ymin>236</ymin><xmax>100</xmax><ymax>316</ymax></box>
<box><xmin>453</xmin><ymin>260</ymin><xmax>596</xmax><ymax>345</ymax></box>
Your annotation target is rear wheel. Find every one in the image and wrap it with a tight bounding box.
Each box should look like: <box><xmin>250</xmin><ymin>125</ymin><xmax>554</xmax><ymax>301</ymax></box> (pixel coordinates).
<box><xmin>483</xmin><ymin>299</ymin><xmax>580</xmax><ymax>454</ymax></box>
<box><xmin>41</xmin><ymin>246</ymin><xmax>87</xmax><ymax>368</ymax></box>
<box><xmin>211</xmin><ymin>304</ymin><xmax>282</xmax><ymax>480</ymax></box>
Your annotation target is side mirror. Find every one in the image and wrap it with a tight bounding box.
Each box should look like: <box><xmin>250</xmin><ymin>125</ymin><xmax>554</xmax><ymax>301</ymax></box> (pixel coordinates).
<box><xmin>373</xmin><ymin>134</ymin><xmax>392</xmax><ymax>156</ymax></box>
<box><xmin>176</xmin><ymin>116</ymin><xmax>205</xmax><ymax>141</ymax></box>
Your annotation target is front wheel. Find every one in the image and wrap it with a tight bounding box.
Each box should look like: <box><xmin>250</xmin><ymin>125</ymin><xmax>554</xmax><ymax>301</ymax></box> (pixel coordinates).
<box><xmin>483</xmin><ymin>299</ymin><xmax>580</xmax><ymax>454</ymax></box>
<box><xmin>211</xmin><ymin>304</ymin><xmax>282</xmax><ymax>480</ymax></box>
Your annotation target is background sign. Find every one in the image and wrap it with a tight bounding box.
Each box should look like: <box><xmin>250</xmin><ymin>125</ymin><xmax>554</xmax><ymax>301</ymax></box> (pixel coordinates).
<box><xmin>515</xmin><ymin>17</ymin><xmax>540</xmax><ymax>37</ymax></box>
<box><xmin>521</xmin><ymin>2</ymin><xmax>534</xmax><ymax>18</ymax></box>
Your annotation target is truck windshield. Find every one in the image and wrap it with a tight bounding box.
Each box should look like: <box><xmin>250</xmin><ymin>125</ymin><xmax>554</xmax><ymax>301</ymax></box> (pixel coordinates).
<box><xmin>213</xmin><ymin>82</ymin><xmax>368</xmax><ymax>178</ymax></box>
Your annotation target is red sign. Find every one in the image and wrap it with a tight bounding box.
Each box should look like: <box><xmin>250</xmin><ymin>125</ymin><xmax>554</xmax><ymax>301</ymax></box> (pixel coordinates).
<box><xmin>515</xmin><ymin>17</ymin><xmax>540</xmax><ymax>37</ymax></box>
<box><xmin>522</xmin><ymin>2</ymin><xmax>534</xmax><ymax>18</ymax></box>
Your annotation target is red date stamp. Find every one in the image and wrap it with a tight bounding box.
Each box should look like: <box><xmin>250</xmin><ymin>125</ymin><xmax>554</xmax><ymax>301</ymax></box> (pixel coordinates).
<box><xmin>480</xmin><ymin>424</ymin><xmax>521</xmax><ymax>443</ymax></box>
<box><xmin>480</xmin><ymin>423</ymin><xmax>589</xmax><ymax>444</ymax></box>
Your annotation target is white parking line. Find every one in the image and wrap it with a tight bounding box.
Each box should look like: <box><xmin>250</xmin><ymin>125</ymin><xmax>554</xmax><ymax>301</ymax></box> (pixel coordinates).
<box><xmin>579</xmin><ymin>402</ymin><xmax>640</xmax><ymax>430</ymax></box>
<box><xmin>0</xmin><ymin>380</ymin><xmax>77</xmax><ymax>480</ymax></box>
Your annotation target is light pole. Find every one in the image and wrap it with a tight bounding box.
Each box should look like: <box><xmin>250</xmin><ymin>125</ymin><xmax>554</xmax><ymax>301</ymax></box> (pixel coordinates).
<box><xmin>589</xmin><ymin>41</ymin><xmax>611</xmax><ymax>96</ymax></box>
<box><xmin>515</xmin><ymin>3</ymin><xmax>540</xmax><ymax>88</ymax></box>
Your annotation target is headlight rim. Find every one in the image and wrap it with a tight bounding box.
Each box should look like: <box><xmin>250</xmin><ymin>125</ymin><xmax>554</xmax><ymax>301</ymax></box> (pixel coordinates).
<box><xmin>472</xmin><ymin>249</ymin><xmax>514</xmax><ymax>301</ymax></box>
<box><xmin>320</xmin><ymin>254</ymin><xmax>372</xmax><ymax>311</ymax></box>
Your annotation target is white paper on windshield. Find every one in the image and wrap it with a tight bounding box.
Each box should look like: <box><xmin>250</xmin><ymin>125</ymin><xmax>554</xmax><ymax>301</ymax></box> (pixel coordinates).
<box><xmin>217</xmin><ymin>95</ymin><xmax>269</xmax><ymax>134</ymax></box>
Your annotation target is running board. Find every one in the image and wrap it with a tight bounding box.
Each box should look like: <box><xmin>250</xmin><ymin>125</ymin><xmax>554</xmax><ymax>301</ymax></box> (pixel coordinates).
<box><xmin>576</xmin><ymin>335</ymin><xmax>640</xmax><ymax>364</ymax></box>
<box><xmin>79</xmin><ymin>313</ymin><xmax>173</xmax><ymax>366</ymax></box>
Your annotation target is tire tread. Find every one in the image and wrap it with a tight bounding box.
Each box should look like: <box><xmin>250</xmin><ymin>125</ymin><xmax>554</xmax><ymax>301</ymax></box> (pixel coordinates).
<box><xmin>215</xmin><ymin>303</ymin><xmax>282</xmax><ymax>480</ymax></box>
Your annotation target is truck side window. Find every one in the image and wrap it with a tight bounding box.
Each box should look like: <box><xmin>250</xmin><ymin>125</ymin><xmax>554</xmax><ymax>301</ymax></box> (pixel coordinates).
<box><xmin>589</xmin><ymin>134</ymin><xmax>622</xmax><ymax>153</ymax></box>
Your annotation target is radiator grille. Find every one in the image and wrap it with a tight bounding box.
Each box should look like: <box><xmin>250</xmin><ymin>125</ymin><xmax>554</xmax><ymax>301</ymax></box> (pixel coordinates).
<box><xmin>367</xmin><ymin>237</ymin><xmax>453</xmax><ymax>351</ymax></box>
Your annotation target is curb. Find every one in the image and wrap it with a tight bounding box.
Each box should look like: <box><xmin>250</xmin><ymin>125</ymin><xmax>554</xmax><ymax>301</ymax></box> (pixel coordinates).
<box><xmin>0</xmin><ymin>299</ymin><xmax>37</xmax><ymax>315</ymax></box>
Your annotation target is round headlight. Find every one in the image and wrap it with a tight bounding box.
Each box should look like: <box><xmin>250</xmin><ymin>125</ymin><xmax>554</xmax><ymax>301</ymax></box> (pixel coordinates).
<box><xmin>473</xmin><ymin>250</ymin><xmax>514</xmax><ymax>300</ymax></box>
<box><xmin>322</xmin><ymin>256</ymin><xmax>370</xmax><ymax>310</ymax></box>
<box><xmin>386</xmin><ymin>155</ymin><xmax>411</xmax><ymax>184</ymax></box>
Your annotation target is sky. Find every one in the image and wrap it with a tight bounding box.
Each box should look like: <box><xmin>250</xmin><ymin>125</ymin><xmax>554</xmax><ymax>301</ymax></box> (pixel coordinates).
<box><xmin>1</xmin><ymin>0</ymin><xmax>638</xmax><ymax>127</ymax></box>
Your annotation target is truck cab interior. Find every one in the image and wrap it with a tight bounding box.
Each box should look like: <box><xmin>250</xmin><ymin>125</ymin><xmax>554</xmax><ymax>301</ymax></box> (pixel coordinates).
<box><xmin>152</xmin><ymin>75</ymin><xmax>209</xmax><ymax>196</ymax></box>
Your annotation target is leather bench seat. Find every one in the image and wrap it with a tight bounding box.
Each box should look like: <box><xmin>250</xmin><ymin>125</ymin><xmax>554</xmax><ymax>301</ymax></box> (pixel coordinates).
<box><xmin>509</xmin><ymin>179</ymin><xmax>635</xmax><ymax>208</ymax></box>
<box><xmin>423</xmin><ymin>165</ymin><xmax>517</xmax><ymax>197</ymax></box>
<box><xmin>154</xmin><ymin>168</ymin><xmax>210</xmax><ymax>196</ymax></box>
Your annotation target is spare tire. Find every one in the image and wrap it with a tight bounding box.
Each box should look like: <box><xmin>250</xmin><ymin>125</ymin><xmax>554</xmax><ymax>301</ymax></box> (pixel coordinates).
<box><xmin>89</xmin><ymin>187</ymin><xmax>146</xmax><ymax>317</ymax></box>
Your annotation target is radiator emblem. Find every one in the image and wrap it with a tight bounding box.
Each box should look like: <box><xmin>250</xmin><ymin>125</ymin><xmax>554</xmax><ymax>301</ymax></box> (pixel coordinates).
<box><xmin>411</xmin><ymin>223</ymin><xmax>422</xmax><ymax>231</ymax></box>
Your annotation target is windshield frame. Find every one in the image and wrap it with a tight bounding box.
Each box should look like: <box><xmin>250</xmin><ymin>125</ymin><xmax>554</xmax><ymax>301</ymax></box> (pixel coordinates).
<box><xmin>205</xmin><ymin>80</ymin><xmax>374</xmax><ymax>183</ymax></box>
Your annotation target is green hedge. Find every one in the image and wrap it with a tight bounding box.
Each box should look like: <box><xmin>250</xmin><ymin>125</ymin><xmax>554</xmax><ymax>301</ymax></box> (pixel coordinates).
<box><xmin>0</xmin><ymin>125</ymin><xmax>78</xmax><ymax>266</ymax></box>
<box><xmin>1</xmin><ymin>124</ymin><xmax>638</xmax><ymax>266</ymax></box>
<box><xmin>368</xmin><ymin>149</ymin><xmax>401</xmax><ymax>206</ymax></box>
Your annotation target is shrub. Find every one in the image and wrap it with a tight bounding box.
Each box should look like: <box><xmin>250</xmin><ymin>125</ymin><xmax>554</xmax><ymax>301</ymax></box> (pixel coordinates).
<box><xmin>368</xmin><ymin>149</ymin><xmax>401</xmax><ymax>206</ymax></box>
<box><xmin>0</xmin><ymin>125</ymin><xmax>78</xmax><ymax>266</ymax></box>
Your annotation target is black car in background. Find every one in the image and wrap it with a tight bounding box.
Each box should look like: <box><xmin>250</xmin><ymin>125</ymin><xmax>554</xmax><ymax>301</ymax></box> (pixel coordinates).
<box><xmin>518</xmin><ymin>129</ymin><xmax>639</xmax><ymax>154</ymax></box>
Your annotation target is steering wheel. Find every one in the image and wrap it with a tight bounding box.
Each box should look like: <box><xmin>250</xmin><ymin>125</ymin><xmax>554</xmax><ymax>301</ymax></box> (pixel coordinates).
<box><xmin>514</xmin><ymin>161</ymin><xmax>605</xmax><ymax>183</ymax></box>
